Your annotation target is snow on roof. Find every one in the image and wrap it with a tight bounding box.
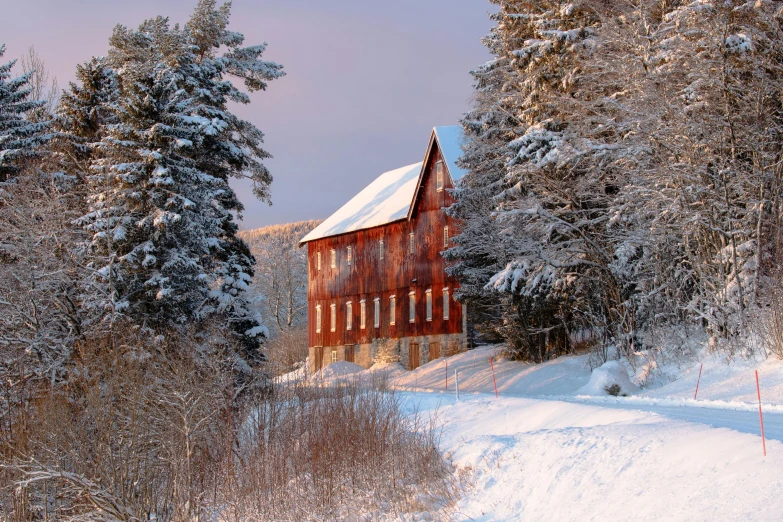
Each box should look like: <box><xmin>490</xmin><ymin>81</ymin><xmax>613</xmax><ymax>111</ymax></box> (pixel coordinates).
<box><xmin>300</xmin><ymin>162</ymin><xmax>422</xmax><ymax>244</ymax></box>
<box><xmin>434</xmin><ymin>125</ymin><xmax>469</xmax><ymax>182</ymax></box>
<box><xmin>299</xmin><ymin>125</ymin><xmax>469</xmax><ymax>245</ymax></box>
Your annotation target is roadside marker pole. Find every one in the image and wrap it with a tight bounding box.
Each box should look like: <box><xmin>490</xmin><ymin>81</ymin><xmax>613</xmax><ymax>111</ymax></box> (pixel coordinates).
<box><xmin>694</xmin><ymin>363</ymin><xmax>703</xmax><ymax>400</ymax></box>
<box><xmin>756</xmin><ymin>370</ymin><xmax>767</xmax><ymax>457</ymax></box>
<box><xmin>490</xmin><ymin>357</ymin><xmax>499</xmax><ymax>398</ymax></box>
<box><xmin>455</xmin><ymin>369</ymin><xmax>459</xmax><ymax>401</ymax></box>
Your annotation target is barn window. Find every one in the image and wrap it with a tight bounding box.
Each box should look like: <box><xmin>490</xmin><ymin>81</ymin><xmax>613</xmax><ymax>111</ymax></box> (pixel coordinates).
<box><xmin>443</xmin><ymin>226</ymin><xmax>449</xmax><ymax>248</ymax></box>
<box><xmin>436</xmin><ymin>160</ymin><xmax>444</xmax><ymax>192</ymax></box>
<box><xmin>390</xmin><ymin>295</ymin><xmax>396</xmax><ymax>325</ymax></box>
<box><xmin>346</xmin><ymin>301</ymin><xmax>352</xmax><ymax>330</ymax></box>
<box><xmin>379</xmin><ymin>239</ymin><xmax>384</xmax><ymax>261</ymax></box>
<box><xmin>360</xmin><ymin>300</ymin><xmax>366</xmax><ymax>329</ymax></box>
<box><xmin>409</xmin><ymin>291</ymin><xmax>416</xmax><ymax>323</ymax></box>
<box><xmin>317</xmin><ymin>251</ymin><xmax>321</xmax><ymax>271</ymax></box>
<box><xmin>426</xmin><ymin>289</ymin><xmax>433</xmax><ymax>321</ymax></box>
<box><xmin>330</xmin><ymin>249</ymin><xmax>336</xmax><ymax>268</ymax></box>
<box><xmin>443</xmin><ymin>288</ymin><xmax>450</xmax><ymax>320</ymax></box>
<box><xmin>374</xmin><ymin>297</ymin><xmax>380</xmax><ymax>328</ymax></box>
<box><xmin>331</xmin><ymin>350</ymin><xmax>338</xmax><ymax>363</ymax></box>
<box><xmin>330</xmin><ymin>304</ymin><xmax>336</xmax><ymax>332</ymax></box>
<box><xmin>316</xmin><ymin>305</ymin><xmax>322</xmax><ymax>333</ymax></box>
<box><xmin>409</xmin><ymin>232</ymin><xmax>415</xmax><ymax>255</ymax></box>
<box><xmin>347</xmin><ymin>246</ymin><xmax>352</xmax><ymax>265</ymax></box>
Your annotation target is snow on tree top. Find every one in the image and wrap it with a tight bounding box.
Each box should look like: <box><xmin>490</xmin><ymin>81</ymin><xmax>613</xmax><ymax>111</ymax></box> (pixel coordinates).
<box><xmin>300</xmin><ymin>126</ymin><xmax>467</xmax><ymax>244</ymax></box>
<box><xmin>300</xmin><ymin>162</ymin><xmax>423</xmax><ymax>244</ymax></box>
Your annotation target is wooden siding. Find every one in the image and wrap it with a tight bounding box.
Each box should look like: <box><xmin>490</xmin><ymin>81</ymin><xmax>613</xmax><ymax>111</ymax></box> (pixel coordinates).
<box><xmin>307</xmin><ymin>143</ymin><xmax>462</xmax><ymax>348</ymax></box>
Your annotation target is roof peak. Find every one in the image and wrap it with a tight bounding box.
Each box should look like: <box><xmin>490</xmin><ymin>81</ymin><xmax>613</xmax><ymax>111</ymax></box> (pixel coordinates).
<box><xmin>299</xmin><ymin>125</ymin><xmax>468</xmax><ymax>244</ymax></box>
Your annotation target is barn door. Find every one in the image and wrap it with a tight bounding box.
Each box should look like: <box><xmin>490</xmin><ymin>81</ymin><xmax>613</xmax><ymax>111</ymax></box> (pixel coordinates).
<box><xmin>429</xmin><ymin>342</ymin><xmax>440</xmax><ymax>361</ymax></box>
<box><xmin>314</xmin><ymin>347</ymin><xmax>325</xmax><ymax>372</ymax></box>
<box><xmin>409</xmin><ymin>343</ymin><xmax>420</xmax><ymax>371</ymax></box>
<box><xmin>345</xmin><ymin>345</ymin><xmax>355</xmax><ymax>363</ymax></box>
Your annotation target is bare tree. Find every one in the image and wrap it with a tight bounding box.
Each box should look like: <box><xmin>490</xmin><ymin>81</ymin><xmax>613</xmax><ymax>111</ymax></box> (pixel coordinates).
<box><xmin>19</xmin><ymin>46</ymin><xmax>58</xmax><ymax>119</ymax></box>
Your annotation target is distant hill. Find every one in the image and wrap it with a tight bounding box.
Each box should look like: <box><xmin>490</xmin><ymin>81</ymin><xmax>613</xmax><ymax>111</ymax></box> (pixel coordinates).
<box><xmin>239</xmin><ymin>220</ymin><xmax>323</xmax><ymax>251</ymax></box>
<box><xmin>238</xmin><ymin>220</ymin><xmax>323</xmax><ymax>337</ymax></box>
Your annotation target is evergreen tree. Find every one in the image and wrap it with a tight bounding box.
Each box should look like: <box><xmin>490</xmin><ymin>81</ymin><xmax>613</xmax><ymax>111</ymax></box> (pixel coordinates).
<box><xmin>77</xmin><ymin>3</ymin><xmax>283</xmax><ymax>359</ymax></box>
<box><xmin>53</xmin><ymin>57</ymin><xmax>118</xmax><ymax>185</ymax></box>
<box><xmin>0</xmin><ymin>44</ymin><xmax>52</xmax><ymax>182</ymax></box>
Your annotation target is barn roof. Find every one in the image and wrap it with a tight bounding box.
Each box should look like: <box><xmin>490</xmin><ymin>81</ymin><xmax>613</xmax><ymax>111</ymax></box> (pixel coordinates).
<box><xmin>300</xmin><ymin>126</ymin><xmax>466</xmax><ymax>245</ymax></box>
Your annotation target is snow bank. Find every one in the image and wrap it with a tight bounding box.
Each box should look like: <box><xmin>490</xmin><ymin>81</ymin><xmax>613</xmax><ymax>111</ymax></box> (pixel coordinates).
<box><xmin>576</xmin><ymin>360</ymin><xmax>639</xmax><ymax>396</ymax></box>
<box><xmin>313</xmin><ymin>361</ymin><xmax>365</xmax><ymax>380</ymax></box>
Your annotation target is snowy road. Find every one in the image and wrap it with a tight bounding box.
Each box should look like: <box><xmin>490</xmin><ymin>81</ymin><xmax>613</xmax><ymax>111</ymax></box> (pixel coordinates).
<box><xmin>403</xmin><ymin>389</ymin><xmax>782</xmax><ymax>445</ymax></box>
<box><xmin>557</xmin><ymin>396</ymin><xmax>783</xmax><ymax>443</ymax></box>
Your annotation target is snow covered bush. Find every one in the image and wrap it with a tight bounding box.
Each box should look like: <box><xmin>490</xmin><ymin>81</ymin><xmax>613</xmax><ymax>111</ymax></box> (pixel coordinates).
<box><xmin>577</xmin><ymin>360</ymin><xmax>639</xmax><ymax>397</ymax></box>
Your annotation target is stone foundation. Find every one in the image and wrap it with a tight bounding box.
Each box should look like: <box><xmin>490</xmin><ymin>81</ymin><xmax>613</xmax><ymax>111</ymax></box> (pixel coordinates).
<box><xmin>308</xmin><ymin>331</ymin><xmax>468</xmax><ymax>374</ymax></box>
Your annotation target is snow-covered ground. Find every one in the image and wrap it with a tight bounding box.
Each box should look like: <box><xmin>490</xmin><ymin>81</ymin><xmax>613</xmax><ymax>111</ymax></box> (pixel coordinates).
<box><xmin>292</xmin><ymin>346</ymin><xmax>783</xmax><ymax>520</ymax></box>
<box><xmin>405</xmin><ymin>392</ymin><xmax>783</xmax><ymax>521</ymax></box>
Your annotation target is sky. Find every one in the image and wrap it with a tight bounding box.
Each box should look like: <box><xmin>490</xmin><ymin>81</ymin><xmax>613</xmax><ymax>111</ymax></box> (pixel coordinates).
<box><xmin>1</xmin><ymin>0</ymin><xmax>495</xmax><ymax>230</ymax></box>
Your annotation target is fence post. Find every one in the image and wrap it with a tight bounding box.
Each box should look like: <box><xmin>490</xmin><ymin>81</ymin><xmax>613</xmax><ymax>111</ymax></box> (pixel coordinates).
<box><xmin>694</xmin><ymin>363</ymin><xmax>703</xmax><ymax>400</ymax></box>
<box><xmin>490</xmin><ymin>357</ymin><xmax>499</xmax><ymax>398</ymax></box>
<box><xmin>756</xmin><ymin>370</ymin><xmax>767</xmax><ymax>457</ymax></box>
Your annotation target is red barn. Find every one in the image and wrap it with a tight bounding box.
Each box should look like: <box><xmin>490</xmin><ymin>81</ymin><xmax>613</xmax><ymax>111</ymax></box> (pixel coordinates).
<box><xmin>299</xmin><ymin>126</ymin><xmax>469</xmax><ymax>373</ymax></box>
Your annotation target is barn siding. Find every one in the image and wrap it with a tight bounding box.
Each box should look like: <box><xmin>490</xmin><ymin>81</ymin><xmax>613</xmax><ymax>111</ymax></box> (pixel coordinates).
<box><xmin>306</xmin><ymin>140</ymin><xmax>465</xmax><ymax>368</ymax></box>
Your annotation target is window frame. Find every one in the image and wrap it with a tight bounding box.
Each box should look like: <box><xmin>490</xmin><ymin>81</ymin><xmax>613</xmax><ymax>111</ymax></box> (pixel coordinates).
<box><xmin>436</xmin><ymin>160</ymin><xmax>444</xmax><ymax>192</ymax></box>
<box><xmin>347</xmin><ymin>245</ymin><xmax>352</xmax><ymax>265</ymax></box>
<box><xmin>317</xmin><ymin>251</ymin><xmax>321</xmax><ymax>271</ymax></box>
<box><xmin>360</xmin><ymin>300</ymin><xmax>366</xmax><ymax>330</ymax></box>
<box><xmin>389</xmin><ymin>295</ymin><xmax>396</xmax><ymax>325</ymax></box>
<box><xmin>443</xmin><ymin>226</ymin><xmax>449</xmax><ymax>248</ymax></box>
<box><xmin>443</xmin><ymin>288</ymin><xmax>450</xmax><ymax>320</ymax></box>
<box><xmin>346</xmin><ymin>301</ymin><xmax>353</xmax><ymax>330</ymax></box>
<box><xmin>330</xmin><ymin>249</ymin><xmax>336</xmax><ymax>269</ymax></box>
<box><xmin>316</xmin><ymin>304</ymin><xmax>322</xmax><ymax>333</ymax></box>
<box><xmin>409</xmin><ymin>291</ymin><xmax>416</xmax><ymax>323</ymax></box>
<box><xmin>426</xmin><ymin>289</ymin><xmax>433</xmax><ymax>322</ymax></box>
<box><xmin>330</xmin><ymin>303</ymin><xmax>336</xmax><ymax>333</ymax></box>
<box><xmin>373</xmin><ymin>297</ymin><xmax>380</xmax><ymax>328</ymax></box>
<box><xmin>409</xmin><ymin>232</ymin><xmax>415</xmax><ymax>255</ymax></box>
<box><xmin>331</xmin><ymin>350</ymin><xmax>338</xmax><ymax>364</ymax></box>
<box><xmin>379</xmin><ymin>239</ymin><xmax>384</xmax><ymax>261</ymax></box>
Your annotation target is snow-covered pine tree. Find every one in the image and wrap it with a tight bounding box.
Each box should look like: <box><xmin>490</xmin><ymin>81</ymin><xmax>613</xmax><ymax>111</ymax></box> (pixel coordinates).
<box><xmin>452</xmin><ymin>1</ymin><xmax>617</xmax><ymax>362</ymax></box>
<box><xmin>445</xmin><ymin>18</ymin><xmax>517</xmax><ymax>339</ymax></box>
<box><xmin>180</xmin><ymin>0</ymin><xmax>285</xmax><ymax>355</ymax></box>
<box><xmin>78</xmin><ymin>5</ymin><xmax>283</xmax><ymax>360</ymax></box>
<box><xmin>635</xmin><ymin>1</ymin><xmax>783</xmax><ymax>345</ymax></box>
<box><xmin>53</xmin><ymin>57</ymin><xmax>117</xmax><ymax>186</ymax></box>
<box><xmin>0</xmin><ymin>44</ymin><xmax>52</xmax><ymax>182</ymax></box>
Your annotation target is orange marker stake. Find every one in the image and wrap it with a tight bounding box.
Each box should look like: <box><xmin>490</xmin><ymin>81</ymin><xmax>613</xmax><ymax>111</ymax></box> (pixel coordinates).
<box><xmin>694</xmin><ymin>363</ymin><xmax>703</xmax><ymax>400</ymax></box>
<box><xmin>756</xmin><ymin>370</ymin><xmax>767</xmax><ymax>457</ymax></box>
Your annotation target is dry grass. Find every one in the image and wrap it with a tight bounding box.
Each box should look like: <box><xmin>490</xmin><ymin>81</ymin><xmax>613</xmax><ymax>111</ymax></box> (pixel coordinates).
<box><xmin>0</xmin><ymin>324</ymin><xmax>456</xmax><ymax>521</ymax></box>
